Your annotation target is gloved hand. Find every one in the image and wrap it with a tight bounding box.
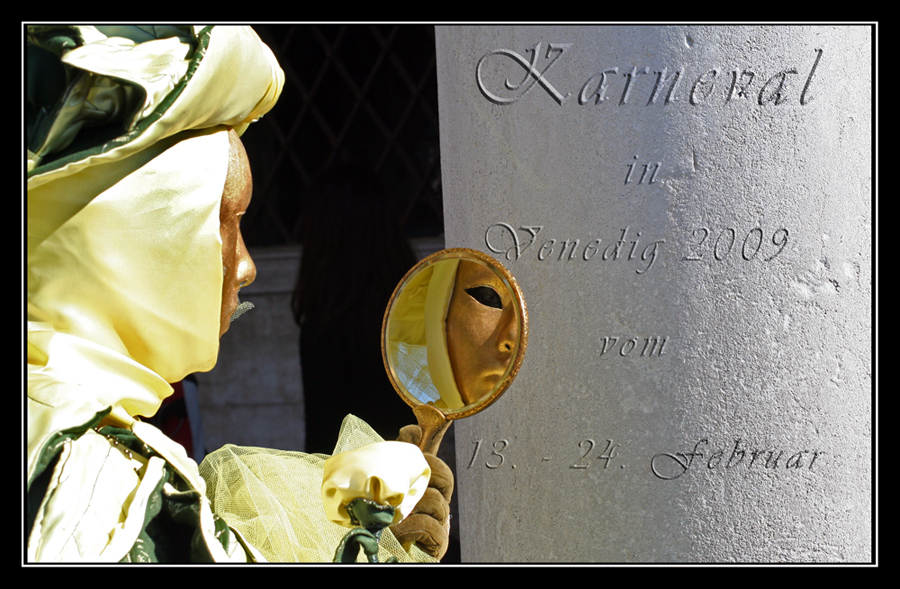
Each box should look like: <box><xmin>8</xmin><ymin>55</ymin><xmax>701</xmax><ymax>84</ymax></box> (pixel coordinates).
<box><xmin>390</xmin><ymin>424</ymin><xmax>454</xmax><ymax>560</ymax></box>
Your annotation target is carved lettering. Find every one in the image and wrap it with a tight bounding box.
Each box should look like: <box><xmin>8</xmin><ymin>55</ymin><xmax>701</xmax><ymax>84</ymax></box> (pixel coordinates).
<box><xmin>583</xmin><ymin>238</ymin><xmax>602</xmax><ymax>260</ymax></box>
<box><xmin>476</xmin><ymin>42</ymin><xmax>572</xmax><ymax>105</ymax></box>
<box><xmin>713</xmin><ymin>227</ymin><xmax>736</xmax><ymax>261</ymax></box>
<box><xmin>647</xmin><ymin>68</ymin><xmax>683</xmax><ymax>106</ymax></box>
<box><xmin>484</xmin><ymin>222</ymin><xmax>543</xmax><ymax>261</ymax></box>
<box><xmin>682</xmin><ymin>226</ymin><xmax>790</xmax><ymax>263</ymax></box>
<box><xmin>600</xmin><ymin>337</ymin><xmax>618</xmax><ymax>356</ymax></box>
<box><xmin>741</xmin><ymin>227</ymin><xmax>764</xmax><ymax>260</ymax></box>
<box><xmin>468</xmin><ymin>438</ymin><xmax>512</xmax><ymax>469</ymax></box>
<box><xmin>727</xmin><ymin>69</ymin><xmax>756</xmax><ymax>102</ymax></box>
<box><xmin>625</xmin><ymin>155</ymin><xmax>662</xmax><ymax>185</ymax></box>
<box><xmin>641</xmin><ymin>336</ymin><xmax>668</xmax><ymax>357</ymax></box>
<box><xmin>800</xmin><ymin>48</ymin><xmax>823</xmax><ymax>105</ymax></box>
<box><xmin>487</xmin><ymin>223</ymin><xmax>787</xmax><ymax>270</ymax></box>
<box><xmin>651</xmin><ymin>438</ymin><xmax>825</xmax><ymax>480</ymax></box>
<box><xmin>476</xmin><ymin>45</ymin><xmax>824</xmax><ymax>109</ymax></box>
<box><xmin>579</xmin><ymin>67</ymin><xmax>619</xmax><ymax>105</ymax></box>
<box><xmin>571</xmin><ymin>439</ymin><xmax>621</xmax><ymax>469</ymax></box>
<box><xmin>461</xmin><ymin>436</ymin><xmax>826</xmax><ymax>477</ymax></box>
<box><xmin>557</xmin><ymin>238</ymin><xmax>580</xmax><ymax>261</ymax></box>
<box><xmin>570</xmin><ymin>439</ymin><xmax>594</xmax><ymax>468</ymax></box>
<box><xmin>620</xmin><ymin>66</ymin><xmax>651</xmax><ymax>105</ymax></box>
<box><xmin>758</xmin><ymin>69</ymin><xmax>799</xmax><ymax>106</ymax></box>
<box><xmin>486</xmin><ymin>222</ymin><xmax>664</xmax><ymax>274</ymax></box>
<box><xmin>538</xmin><ymin>239</ymin><xmax>556</xmax><ymax>261</ymax></box>
<box><xmin>602</xmin><ymin>228</ymin><xmax>628</xmax><ymax>261</ymax></box>
<box><xmin>597</xmin><ymin>439</ymin><xmax>620</xmax><ymax>469</ymax></box>
<box><xmin>690</xmin><ymin>69</ymin><xmax>718</xmax><ymax>105</ymax></box>
<box><xmin>764</xmin><ymin>450</ymin><xmax>784</xmax><ymax>469</ymax></box>
<box><xmin>600</xmin><ymin>336</ymin><xmax>668</xmax><ymax>358</ymax></box>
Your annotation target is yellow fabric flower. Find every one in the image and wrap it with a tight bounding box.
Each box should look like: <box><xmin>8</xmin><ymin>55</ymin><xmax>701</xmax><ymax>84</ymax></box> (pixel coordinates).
<box><xmin>321</xmin><ymin>441</ymin><xmax>430</xmax><ymax>528</ymax></box>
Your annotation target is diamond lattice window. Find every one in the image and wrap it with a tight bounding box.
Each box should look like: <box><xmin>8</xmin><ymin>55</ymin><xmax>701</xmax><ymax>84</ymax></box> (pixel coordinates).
<box><xmin>239</xmin><ymin>25</ymin><xmax>444</xmax><ymax>247</ymax></box>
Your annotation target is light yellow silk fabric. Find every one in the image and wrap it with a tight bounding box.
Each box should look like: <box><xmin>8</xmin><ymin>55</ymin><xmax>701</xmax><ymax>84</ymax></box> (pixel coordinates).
<box><xmin>28</xmin><ymin>25</ymin><xmax>283</xmax><ymax>184</ymax></box>
<box><xmin>200</xmin><ymin>415</ymin><xmax>437</xmax><ymax>563</ymax></box>
<box><xmin>424</xmin><ymin>261</ymin><xmax>464</xmax><ymax>409</ymax></box>
<box><xmin>387</xmin><ymin>259</ymin><xmax>464</xmax><ymax>409</ymax></box>
<box><xmin>26</xmin><ymin>25</ymin><xmax>283</xmax><ymax>562</ymax></box>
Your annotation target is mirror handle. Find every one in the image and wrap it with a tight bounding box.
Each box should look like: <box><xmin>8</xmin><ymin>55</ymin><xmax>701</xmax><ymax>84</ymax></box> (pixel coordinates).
<box><xmin>412</xmin><ymin>404</ymin><xmax>452</xmax><ymax>455</ymax></box>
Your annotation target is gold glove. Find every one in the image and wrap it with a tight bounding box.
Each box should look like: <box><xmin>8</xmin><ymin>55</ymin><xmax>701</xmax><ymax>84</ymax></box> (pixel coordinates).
<box><xmin>390</xmin><ymin>424</ymin><xmax>454</xmax><ymax>560</ymax></box>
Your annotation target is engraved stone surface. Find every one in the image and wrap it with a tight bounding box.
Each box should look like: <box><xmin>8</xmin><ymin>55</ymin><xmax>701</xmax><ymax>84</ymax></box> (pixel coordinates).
<box><xmin>436</xmin><ymin>25</ymin><xmax>872</xmax><ymax>562</ymax></box>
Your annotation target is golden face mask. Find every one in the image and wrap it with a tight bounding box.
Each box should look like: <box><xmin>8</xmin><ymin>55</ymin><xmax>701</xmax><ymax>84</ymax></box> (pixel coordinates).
<box><xmin>445</xmin><ymin>259</ymin><xmax>520</xmax><ymax>406</ymax></box>
<box><xmin>382</xmin><ymin>248</ymin><xmax>528</xmax><ymax>420</ymax></box>
<box><xmin>219</xmin><ymin>129</ymin><xmax>257</xmax><ymax>337</ymax></box>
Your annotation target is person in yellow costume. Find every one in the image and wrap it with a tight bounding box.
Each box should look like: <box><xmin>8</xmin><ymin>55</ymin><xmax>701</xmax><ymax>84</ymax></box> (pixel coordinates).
<box><xmin>26</xmin><ymin>25</ymin><xmax>450</xmax><ymax>563</ymax></box>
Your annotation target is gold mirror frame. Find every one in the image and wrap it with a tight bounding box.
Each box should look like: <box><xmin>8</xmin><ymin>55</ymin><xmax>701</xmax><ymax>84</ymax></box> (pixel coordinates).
<box><xmin>381</xmin><ymin>248</ymin><xmax>528</xmax><ymax>422</ymax></box>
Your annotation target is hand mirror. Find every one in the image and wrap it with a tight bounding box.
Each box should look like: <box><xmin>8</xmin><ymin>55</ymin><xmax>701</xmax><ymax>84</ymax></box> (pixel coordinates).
<box><xmin>381</xmin><ymin>248</ymin><xmax>528</xmax><ymax>454</ymax></box>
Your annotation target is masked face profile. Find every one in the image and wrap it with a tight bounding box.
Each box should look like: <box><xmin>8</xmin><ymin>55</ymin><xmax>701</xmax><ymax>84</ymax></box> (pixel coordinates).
<box><xmin>384</xmin><ymin>250</ymin><xmax>526</xmax><ymax>415</ymax></box>
<box><xmin>444</xmin><ymin>259</ymin><xmax>518</xmax><ymax>406</ymax></box>
<box><xmin>219</xmin><ymin>129</ymin><xmax>257</xmax><ymax>337</ymax></box>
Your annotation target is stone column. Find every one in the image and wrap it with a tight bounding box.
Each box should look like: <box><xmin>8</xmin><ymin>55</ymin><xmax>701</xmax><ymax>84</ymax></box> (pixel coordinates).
<box><xmin>436</xmin><ymin>25</ymin><xmax>871</xmax><ymax>562</ymax></box>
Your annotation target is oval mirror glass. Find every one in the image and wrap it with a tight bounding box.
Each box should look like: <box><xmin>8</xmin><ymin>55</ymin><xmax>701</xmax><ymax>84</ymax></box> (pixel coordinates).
<box><xmin>382</xmin><ymin>248</ymin><xmax>528</xmax><ymax>419</ymax></box>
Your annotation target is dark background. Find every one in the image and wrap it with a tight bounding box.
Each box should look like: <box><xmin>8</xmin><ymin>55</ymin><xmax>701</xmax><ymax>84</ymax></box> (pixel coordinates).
<box><xmin>238</xmin><ymin>25</ymin><xmax>445</xmax><ymax>248</ymax></box>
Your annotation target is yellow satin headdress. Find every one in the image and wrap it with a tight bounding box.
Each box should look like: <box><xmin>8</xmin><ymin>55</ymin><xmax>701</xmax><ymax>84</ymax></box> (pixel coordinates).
<box><xmin>27</xmin><ymin>25</ymin><xmax>284</xmax><ymax>481</ymax></box>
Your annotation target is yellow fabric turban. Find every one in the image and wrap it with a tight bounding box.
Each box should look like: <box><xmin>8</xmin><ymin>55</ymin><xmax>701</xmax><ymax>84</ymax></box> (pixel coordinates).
<box><xmin>27</xmin><ymin>24</ymin><xmax>283</xmax><ymax>506</ymax></box>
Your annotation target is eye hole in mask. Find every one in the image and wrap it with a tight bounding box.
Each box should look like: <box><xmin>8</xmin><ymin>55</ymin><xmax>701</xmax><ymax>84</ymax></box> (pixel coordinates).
<box><xmin>466</xmin><ymin>286</ymin><xmax>503</xmax><ymax>310</ymax></box>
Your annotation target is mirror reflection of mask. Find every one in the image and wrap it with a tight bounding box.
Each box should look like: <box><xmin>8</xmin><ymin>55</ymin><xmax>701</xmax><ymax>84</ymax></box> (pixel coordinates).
<box><xmin>383</xmin><ymin>248</ymin><xmax>528</xmax><ymax>420</ymax></box>
<box><xmin>387</xmin><ymin>259</ymin><xmax>463</xmax><ymax>409</ymax></box>
<box><xmin>445</xmin><ymin>260</ymin><xmax>518</xmax><ymax>406</ymax></box>
<box><xmin>425</xmin><ymin>260</ymin><xmax>463</xmax><ymax>408</ymax></box>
